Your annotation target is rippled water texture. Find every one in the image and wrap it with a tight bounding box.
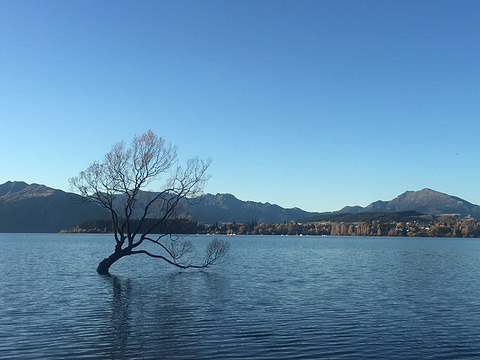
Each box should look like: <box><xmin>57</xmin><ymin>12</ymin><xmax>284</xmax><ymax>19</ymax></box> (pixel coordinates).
<box><xmin>2</xmin><ymin>234</ymin><xmax>480</xmax><ymax>359</ymax></box>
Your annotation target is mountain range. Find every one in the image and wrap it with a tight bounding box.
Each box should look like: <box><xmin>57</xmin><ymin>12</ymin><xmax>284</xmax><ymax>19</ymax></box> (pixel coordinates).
<box><xmin>185</xmin><ymin>193</ymin><xmax>317</xmax><ymax>224</ymax></box>
<box><xmin>1</xmin><ymin>181</ymin><xmax>479</xmax><ymax>233</ymax></box>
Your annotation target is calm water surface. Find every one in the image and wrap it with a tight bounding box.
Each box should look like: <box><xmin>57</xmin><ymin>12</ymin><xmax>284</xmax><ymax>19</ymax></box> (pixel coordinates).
<box><xmin>2</xmin><ymin>234</ymin><xmax>480</xmax><ymax>359</ymax></box>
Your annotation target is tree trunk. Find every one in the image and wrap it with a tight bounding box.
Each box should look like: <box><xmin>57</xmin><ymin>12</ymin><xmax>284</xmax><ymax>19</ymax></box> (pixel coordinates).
<box><xmin>96</xmin><ymin>250</ymin><xmax>128</xmax><ymax>275</ymax></box>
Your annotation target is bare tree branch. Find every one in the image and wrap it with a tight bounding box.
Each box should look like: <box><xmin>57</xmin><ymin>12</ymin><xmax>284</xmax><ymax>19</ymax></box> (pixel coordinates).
<box><xmin>69</xmin><ymin>130</ymin><xmax>228</xmax><ymax>274</ymax></box>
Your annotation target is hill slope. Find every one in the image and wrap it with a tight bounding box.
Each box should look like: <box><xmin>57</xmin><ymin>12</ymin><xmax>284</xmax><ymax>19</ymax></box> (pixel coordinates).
<box><xmin>0</xmin><ymin>181</ymin><xmax>109</xmax><ymax>232</ymax></box>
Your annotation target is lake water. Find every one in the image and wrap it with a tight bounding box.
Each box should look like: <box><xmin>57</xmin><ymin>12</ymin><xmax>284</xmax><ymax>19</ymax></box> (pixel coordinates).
<box><xmin>2</xmin><ymin>234</ymin><xmax>480</xmax><ymax>359</ymax></box>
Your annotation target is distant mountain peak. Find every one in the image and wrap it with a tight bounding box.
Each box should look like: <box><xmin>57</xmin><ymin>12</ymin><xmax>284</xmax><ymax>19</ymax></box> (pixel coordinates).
<box><xmin>0</xmin><ymin>180</ymin><xmax>29</xmax><ymax>196</ymax></box>
<box><xmin>343</xmin><ymin>188</ymin><xmax>480</xmax><ymax>217</ymax></box>
<box><xmin>0</xmin><ymin>181</ymin><xmax>57</xmax><ymax>202</ymax></box>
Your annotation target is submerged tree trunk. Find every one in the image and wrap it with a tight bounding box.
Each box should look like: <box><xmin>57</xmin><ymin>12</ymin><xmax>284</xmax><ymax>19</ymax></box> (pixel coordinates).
<box><xmin>96</xmin><ymin>250</ymin><xmax>129</xmax><ymax>275</ymax></box>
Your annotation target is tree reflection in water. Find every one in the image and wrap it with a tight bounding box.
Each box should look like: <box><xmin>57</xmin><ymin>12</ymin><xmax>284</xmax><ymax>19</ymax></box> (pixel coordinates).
<box><xmin>101</xmin><ymin>271</ymin><xmax>229</xmax><ymax>359</ymax></box>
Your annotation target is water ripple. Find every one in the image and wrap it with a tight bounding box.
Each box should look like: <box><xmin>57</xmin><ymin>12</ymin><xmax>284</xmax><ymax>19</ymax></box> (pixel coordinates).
<box><xmin>2</xmin><ymin>234</ymin><xmax>480</xmax><ymax>359</ymax></box>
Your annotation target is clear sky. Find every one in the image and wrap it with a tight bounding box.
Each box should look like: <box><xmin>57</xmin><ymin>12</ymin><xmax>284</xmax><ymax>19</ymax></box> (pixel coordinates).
<box><xmin>1</xmin><ymin>0</ymin><xmax>479</xmax><ymax>212</ymax></box>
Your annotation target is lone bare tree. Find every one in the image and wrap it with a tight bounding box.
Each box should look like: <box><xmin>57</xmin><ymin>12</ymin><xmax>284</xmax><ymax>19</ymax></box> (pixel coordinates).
<box><xmin>70</xmin><ymin>130</ymin><xmax>229</xmax><ymax>275</ymax></box>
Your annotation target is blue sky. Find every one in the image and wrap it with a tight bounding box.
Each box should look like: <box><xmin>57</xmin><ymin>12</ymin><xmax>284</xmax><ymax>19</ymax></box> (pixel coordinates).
<box><xmin>1</xmin><ymin>0</ymin><xmax>479</xmax><ymax>212</ymax></box>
